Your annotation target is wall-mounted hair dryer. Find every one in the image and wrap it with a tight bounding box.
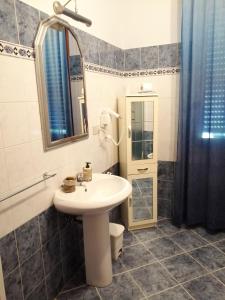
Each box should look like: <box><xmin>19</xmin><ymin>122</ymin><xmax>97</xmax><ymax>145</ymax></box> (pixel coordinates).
<box><xmin>100</xmin><ymin>108</ymin><xmax>120</xmax><ymax>128</ymax></box>
<box><xmin>99</xmin><ymin>108</ymin><xmax>123</xmax><ymax>146</ymax></box>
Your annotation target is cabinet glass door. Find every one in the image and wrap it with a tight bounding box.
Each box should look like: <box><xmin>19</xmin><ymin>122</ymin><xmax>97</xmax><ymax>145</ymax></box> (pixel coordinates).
<box><xmin>131</xmin><ymin>177</ymin><xmax>153</xmax><ymax>222</ymax></box>
<box><xmin>131</xmin><ymin>101</ymin><xmax>154</xmax><ymax>161</ymax></box>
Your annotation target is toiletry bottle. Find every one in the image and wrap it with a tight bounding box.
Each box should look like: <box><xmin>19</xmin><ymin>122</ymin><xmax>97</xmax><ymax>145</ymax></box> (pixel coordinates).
<box><xmin>83</xmin><ymin>162</ymin><xmax>92</xmax><ymax>181</ymax></box>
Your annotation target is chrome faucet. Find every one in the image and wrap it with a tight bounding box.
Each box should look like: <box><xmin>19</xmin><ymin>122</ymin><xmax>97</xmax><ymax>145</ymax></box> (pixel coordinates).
<box><xmin>76</xmin><ymin>172</ymin><xmax>87</xmax><ymax>192</ymax></box>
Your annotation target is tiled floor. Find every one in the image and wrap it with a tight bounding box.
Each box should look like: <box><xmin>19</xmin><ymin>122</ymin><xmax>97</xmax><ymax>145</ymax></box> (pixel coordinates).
<box><xmin>56</xmin><ymin>219</ymin><xmax>225</xmax><ymax>300</ymax></box>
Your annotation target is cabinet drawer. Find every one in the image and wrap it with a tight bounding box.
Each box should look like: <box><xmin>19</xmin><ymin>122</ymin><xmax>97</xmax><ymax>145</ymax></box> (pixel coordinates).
<box><xmin>128</xmin><ymin>164</ymin><xmax>157</xmax><ymax>175</ymax></box>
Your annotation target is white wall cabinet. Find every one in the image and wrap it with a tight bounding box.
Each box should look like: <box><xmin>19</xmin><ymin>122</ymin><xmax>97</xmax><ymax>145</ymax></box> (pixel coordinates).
<box><xmin>118</xmin><ymin>94</ymin><xmax>158</xmax><ymax>230</ymax></box>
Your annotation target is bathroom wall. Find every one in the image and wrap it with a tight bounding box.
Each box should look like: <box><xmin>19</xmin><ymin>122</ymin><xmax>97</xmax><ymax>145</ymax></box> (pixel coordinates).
<box><xmin>0</xmin><ymin>0</ymin><xmax>180</xmax><ymax>298</ymax></box>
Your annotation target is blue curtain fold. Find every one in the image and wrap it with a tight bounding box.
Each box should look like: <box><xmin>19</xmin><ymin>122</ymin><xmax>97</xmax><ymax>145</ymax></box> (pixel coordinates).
<box><xmin>43</xmin><ymin>28</ymin><xmax>73</xmax><ymax>141</ymax></box>
<box><xmin>173</xmin><ymin>0</ymin><xmax>225</xmax><ymax>230</ymax></box>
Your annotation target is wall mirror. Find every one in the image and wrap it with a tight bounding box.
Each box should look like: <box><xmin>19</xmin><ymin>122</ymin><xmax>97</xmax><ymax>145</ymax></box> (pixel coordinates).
<box><xmin>35</xmin><ymin>16</ymin><xmax>88</xmax><ymax>151</ymax></box>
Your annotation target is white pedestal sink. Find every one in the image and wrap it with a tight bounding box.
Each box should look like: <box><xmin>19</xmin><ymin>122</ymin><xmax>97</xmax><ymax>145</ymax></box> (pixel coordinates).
<box><xmin>54</xmin><ymin>173</ymin><xmax>132</xmax><ymax>287</ymax></box>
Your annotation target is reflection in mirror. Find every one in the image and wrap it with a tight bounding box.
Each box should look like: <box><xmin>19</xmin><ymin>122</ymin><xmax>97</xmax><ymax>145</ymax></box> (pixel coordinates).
<box><xmin>131</xmin><ymin>101</ymin><xmax>154</xmax><ymax>160</ymax></box>
<box><xmin>35</xmin><ymin>16</ymin><xmax>88</xmax><ymax>150</ymax></box>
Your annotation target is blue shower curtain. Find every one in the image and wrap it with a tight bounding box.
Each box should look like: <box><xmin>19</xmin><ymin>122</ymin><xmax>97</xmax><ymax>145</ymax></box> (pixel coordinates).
<box><xmin>43</xmin><ymin>28</ymin><xmax>73</xmax><ymax>141</ymax></box>
<box><xmin>173</xmin><ymin>0</ymin><xmax>225</xmax><ymax>230</ymax></box>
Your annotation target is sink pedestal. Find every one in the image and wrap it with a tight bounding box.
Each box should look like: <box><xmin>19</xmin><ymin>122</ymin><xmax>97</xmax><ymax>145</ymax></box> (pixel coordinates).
<box><xmin>83</xmin><ymin>212</ymin><xmax>112</xmax><ymax>287</ymax></box>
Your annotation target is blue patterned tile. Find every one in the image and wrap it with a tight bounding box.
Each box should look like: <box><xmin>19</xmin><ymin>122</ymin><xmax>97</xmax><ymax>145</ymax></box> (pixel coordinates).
<box><xmin>15</xmin><ymin>216</ymin><xmax>41</xmax><ymax>264</ymax></box>
<box><xmin>20</xmin><ymin>250</ymin><xmax>44</xmax><ymax>298</ymax></box>
<box><xmin>158</xmin><ymin>198</ymin><xmax>172</xmax><ymax>218</ymax></box>
<box><xmin>133</xmin><ymin>227</ymin><xmax>164</xmax><ymax>242</ymax></box>
<box><xmin>158</xmin><ymin>219</ymin><xmax>183</xmax><ymax>236</ymax></box>
<box><xmin>125</xmin><ymin>48</ymin><xmax>141</xmax><ymax>71</ymax></box>
<box><xmin>86</xmin><ymin>34</ymin><xmax>100</xmax><ymax>65</ymax></box>
<box><xmin>131</xmin><ymin>262</ymin><xmax>176</xmax><ymax>296</ymax></box>
<box><xmin>183</xmin><ymin>275</ymin><xmax>225</xmax><ymax>300</ymax></box>
<box><xmin>148</xmin><ymin>286</ymin><xmax>192</xmax><ymax>300</ymax></box>
<box><xmin>214</xmin><ymin>267</ymin><xmax>225</xmax><ymax>284</ymax></box>
<box><xmin>144</xmin><ymin>237</ymin><xmax>183</xmax><ymax>260</ymax></box>
<box><xmin>158</xmin><ymin>180</ymin><xmax>174</xmax><ymax>200</ymax></box>
<box><xmin>0</xmin><ymin>0</ymin><xmax>18</xmax><ymax>43</ymax></box>
<box><xmin>98</xmin><ymin>272</ymin><xmax>144</xmax><ymax>299</ymax></box>
<box><xmin>73</xmin><ymin>27</ymin><xmax>89</xmax><ymax>62</ymax></box>
<box><xmin>46</xmin><ymin>263</ymin><xmax>64</xmax><ymax>300</ymax></box>
<box><xmin>16</xmin><ymin>0</ymin><xmax>39</xmax><ymax>47</ymax></box>
<box><xmin>115</xmin><ymin>47</ymin><xmax>124</xmax><ymax>70</ymax></box>
<box><xmin>141</xmin><ymin>46</ymin><xmax>158</xmax><ymax>69</ymax></box>
<box><xmin>58</xmin><ymin>285</ymin><xmax>100</xmax><ymax>300</ymax></box>
<box><xmin>170</xmin><ymin>231</ymin><xmax>207</xmax><ymax>251</ymax></box>
<box><xmin>39</xmin><ymin>206</ymin><xmax>59</xmax><ymax>244</ymax></box>
<box><xmin>98</xmin><ymin>40</ymin><xmax>116</xmax><ymax>69</ymax></box>
<box><xmin>4</xmin><ymin>267</ymin><xmax>23</xmax><ymax>300</ymax></box>
<box><xmin>158</xmin><ymin>161</ymin><xmax>175</xmax><ymax>181</ymax></box>
<box><xmin>120</xmin><ymin>243</ymin><xmax>155</xmax><ymax>269</ymax></box>
<box><xmin>158</xmin><ymin>44</ymin><xmax>178</xmax><ymax>68</ymax></box>
<box><xmin>0</xmin><ymin>232</ymin><xmax>18</xmax><ymax>276</ymax></box>
<box><xmin>26</xmin><ymin>280</ymin><xmax>47</xmax><ymax>300</ymax></box>
<box><xmin>194</xmin><ymin>227</ymin><xmax>225</xmax><ymax>243</ymax></box>
<box><xmin>39</xmin><ymin>10</ymin><xmax>48</xmax><ymax>21</ymax></box>
<box><xmin>42</xmin><ymin>233</ymin><xmax>61</xmax><ymax>276</ymax></box>
<box><xmin>189</xmin><ymin>245</ymin><xmax>225</xmax><ymax>271</ymax></box>
<box><xmin>162</xmin><ymin>254</ymin><xmax>206</xmax><ymax>283</ymax></box>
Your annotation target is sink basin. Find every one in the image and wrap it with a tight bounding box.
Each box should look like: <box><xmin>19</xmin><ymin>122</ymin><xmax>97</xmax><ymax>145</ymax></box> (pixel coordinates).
<box><xmin>53</xmin><ymin>173</ymin><xmax>131</xmax><ymax>287</ymax></box>
<box><xmin>54</xmin><ymin>173</ymin><xmax>131</xmax><ymax>215</ymax></box>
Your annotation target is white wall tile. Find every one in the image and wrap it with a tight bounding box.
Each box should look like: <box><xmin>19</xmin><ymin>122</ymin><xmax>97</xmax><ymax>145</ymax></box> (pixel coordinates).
<box><xmin>0</xmin><ymin>149</ymin><xmax>9</xmax><ymax>196</ymax></box>
<box><xmin>0</xmin><ymin>102</ymin><xmax>29</xmax><ymax>147</ymax></box>
<box><xmin>5</xmin><ymin>143</ymin><xmax>34</xmax><ymax>190</ymax></box>
<box><xmin>27</xmin><ymin>102</ymin><xmax>42</xmax><ymax>141</ymax></box>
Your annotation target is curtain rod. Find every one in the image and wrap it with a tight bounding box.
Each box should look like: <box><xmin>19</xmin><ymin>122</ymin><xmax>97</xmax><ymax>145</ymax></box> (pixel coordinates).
<box><xmin>53</xmin><ymin>1</ymin><xmax>92</xmax><ymax>27</ymax></box>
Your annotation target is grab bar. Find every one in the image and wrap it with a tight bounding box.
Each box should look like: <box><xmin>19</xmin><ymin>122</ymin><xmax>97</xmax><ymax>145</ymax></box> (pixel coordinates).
<box><xmin>0</xmin><ymin>172</ymin><xmax>56</xmax><ymax>203</ymax></box>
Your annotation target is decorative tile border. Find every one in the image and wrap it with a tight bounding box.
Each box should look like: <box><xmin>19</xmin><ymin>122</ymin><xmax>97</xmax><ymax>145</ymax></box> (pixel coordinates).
<box><xmin>85</xmin><ymin>62</ymin><xmax>180</xmax><ymax>77</ymax></box>
<box><xmin>0</xmin><ymin>40</ymin><xmax>35</xmax><ymax>60</ymax></box>
<box><xmin>0</xmin><ymin>40</ymin><xmax>180</xmax><ymax>77</ymax></box>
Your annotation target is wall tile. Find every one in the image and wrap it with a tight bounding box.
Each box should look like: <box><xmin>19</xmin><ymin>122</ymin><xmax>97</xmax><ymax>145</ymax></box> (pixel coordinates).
<box><xmin>39</xmin><ymin>11</ymin><xmax>49</xmax><ymax>21</ymax></box>
<box><xmin>0</xmin><ymin>149</ymin><xmax>9</xmax><ymax>195</ymax></box>
<box><xmin>73</xmin><ymin>28</ymin><xmax>88</xmax><ymax>61</ymax></box>
<box><xmin>0</xmin><ymin>102</ymin><xmax>29</xmax><ymax>147</ymax></box>
<box><xmin>125</xmin><ymin>48</ymin><xmax>141</xmax><ymax>71</ymax></box>
<box><xmin>46</xmin><ymin>263</ymin><xmax>64</xmax><ymax>300</ymax></box>
<box><xmin>27</xmin><ymin>102</ymin><xmax>42</xmax><ymax>141</ymax></box>
<box><xmin>5</xmin><ymin>143</ymin><xmax>34</xmax><ymax>190</ymax></box>
<box><xmin>158</xmin><ymin>161</ymin><xmax>175</xmax><ymax>180</ymax></box>
<box><xmin>42</xmin><ymin>233</ymin><xmax>61</xmax><ymax>276</ymax></box>
<box><xmin>39</xmin><ymin>206</ymin><xmax>59</xmax><ymax>245</ymax></box>
<box><xmin>15</xmin><ymin>0</ymin><xmax>39</xmax><ymax>47</ymax></box>
<box><xmin>15</xmin><ymin>216</ymin><xmax>41</xmax><ymax>265</ymax></box>
<box><xmin>115</xmin><ymin>48</ymin><xmax>124</xmax><ymax>71</ymax></box>
<box><xmin>20</xmin><ymin>250</ymin><xmax>44</xmax><ymax>298</ymax></box>
<box><xmin>158</xmin><ymin>180</ymin><xmax>174</xmax><ymax>200</ymax></box>
<box><xmin>0</xmin><ymin>0</ymin><xmax>19</xmax><ymax>44</ymax></box>
<box><xmin>98</xmin><ymin>40</ymin><xmax>116</xmax><ymax>69</ymax></box>
<box><xmin>141</xmin><ymin>46</ymin><xmax>158</xmax><ymax>69</ymax></box>
<box><xmin>159</xmin><ymin>43</ymin><xmax>178</xmax><ymax>68</ymax></box>
<box><xmin>26</xmin><ymin>280</ymin><xmax>47</xmax><ymax>300</ymax></box>
<box><xmin>0</xmin><ymin>232</ymin><xmax>18</xmax><ymax>276</ymax></box>
<box><xmin>4</xmin><ymin>267</ymin><xmax>23</xmax><ymax>300</ymax></box>
<box><xmin>59</xmin><ymin>222</ymin><xmax>80</xmax><ymax>259</ymax></box>
<box><xmin>158</xmin><ymin>198</ymin><xmax>171</xmax><ymax>218</ymax></box>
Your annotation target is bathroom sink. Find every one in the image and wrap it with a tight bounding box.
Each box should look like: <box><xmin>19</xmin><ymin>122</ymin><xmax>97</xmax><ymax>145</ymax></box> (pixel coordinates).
<box><xmin>54</xmin><ymin>173</ymin><xmax>131</xmax><ymax>215</ymax></box>
<box><xmin>53</xmin><ymin>173</ymin><xmax>131</xmax><ymax>287</ymax></box>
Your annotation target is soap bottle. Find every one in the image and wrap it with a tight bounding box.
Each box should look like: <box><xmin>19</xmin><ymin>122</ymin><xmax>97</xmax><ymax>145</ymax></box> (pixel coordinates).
<box><xmin>83</xmin><ymin>162</ymin><xmax>92</xmax><ymax>181</ymax></box>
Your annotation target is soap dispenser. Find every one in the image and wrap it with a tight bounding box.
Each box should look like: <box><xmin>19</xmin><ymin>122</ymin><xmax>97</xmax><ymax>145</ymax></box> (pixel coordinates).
<box><xmin>83</xmin><ymin>162</ymin><xmax>92</xmax><ymax>181</ymax></box>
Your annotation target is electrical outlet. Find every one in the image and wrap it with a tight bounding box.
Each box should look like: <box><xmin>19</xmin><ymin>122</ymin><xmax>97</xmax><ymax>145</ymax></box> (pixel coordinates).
<box><xmin>92</xmin><ymin>125</ymin><xmax>100</xmax><ymax>135</ymax></box>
